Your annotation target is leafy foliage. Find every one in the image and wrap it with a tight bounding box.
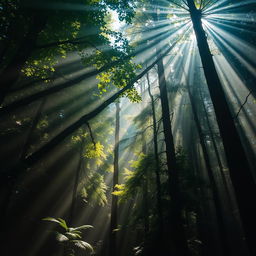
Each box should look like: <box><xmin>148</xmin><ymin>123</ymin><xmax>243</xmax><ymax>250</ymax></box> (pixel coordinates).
<box><xmin>84</xmin><ymin>141</ymin><xmax>106</xmax><ymax>160</ymax></box>
<box><xmin>42</xmin><ymin>217</ymin><xmax>94</xmax><ymax>256</ymax></box>
<box><xmin>80</xmin><ymin>172</ymin><xmax>108</xmax><ymax>206</ymax></box>
<box><xmin>83</xmin><ymin>49</ymin><xmax>142</xmax><ymax>102</ymax></box>
<box><xmin>112</xmin><ymin>154</ymin><xmax>155</xmax><ymax>199</ymax></box>
<box><xmin>0</xmin><ymin>0</ymin><xmax>140</xmax><ymax>95</ymax></box>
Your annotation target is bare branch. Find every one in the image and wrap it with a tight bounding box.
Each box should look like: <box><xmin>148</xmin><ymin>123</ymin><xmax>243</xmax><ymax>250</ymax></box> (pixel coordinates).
<box><xmin>86</xmin><ymin>122</ymin><xmax>96</xmax><ymax>149</ymax></box>
<box><xmin>168</xmin><ymin>0</ymin><xmax>189</xmax><ymax>11</ymax></box>
<box><xmin>234</xmin><ymin>91</ymin><xmax>252</xmax><ymax>120</ymax></box>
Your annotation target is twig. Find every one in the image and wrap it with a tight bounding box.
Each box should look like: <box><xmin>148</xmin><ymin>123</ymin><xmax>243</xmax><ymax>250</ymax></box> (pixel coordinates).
<box><xmin>86</xmin><ymin>122</ymin><xmax>96</xmax><ymax>149</ymax></box>
<box><xmin>234</xmin><ymin>91</ymin><xmax>252</xmax><ymax>119</ymax></box>
<box><xmin>170</xmin><ymin>111</ymin><xmax>174</xmax><ymax>124</ymax></box>
<box><xmin>157</xmin><ymin>117</ymin><xmax>163</xmax><ymax>133</ymax></box>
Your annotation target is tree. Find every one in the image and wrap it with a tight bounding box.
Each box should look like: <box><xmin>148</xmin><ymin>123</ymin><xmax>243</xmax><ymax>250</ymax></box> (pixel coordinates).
<box><xmin>187</xmin><ymin>84</ymin><xmax>228</xmax><ymax>256</ymax></box>
<box><xmin>109</xmin><ymin>102</ymin><xmax>120</xmax><ymax>256</ymax></box>
<box><xmin>146</xmin><ymin>71</ymin><xmax>164</xmax><ymax>237</ymax></box>
<box><xmin>1</xmin><ymin>1</ymin><xmax>255</xmax><ymax>255</ymax></box>
<box><xmin>185</xmin><ymin>1</ymin><xmax>256</xmax><ymax>254</ymax></box>
<box><xmin>0</xmin><ymin>0</ymin><xmax>137</xmax><ymax>104</ymax></box>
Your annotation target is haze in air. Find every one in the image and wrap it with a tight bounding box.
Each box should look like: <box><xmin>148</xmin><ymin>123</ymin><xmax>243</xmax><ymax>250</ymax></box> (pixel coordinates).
<box><xmin>0</xmin><ymin>0</ymin><xmax>255</xmax><ymax>256</ymax></box>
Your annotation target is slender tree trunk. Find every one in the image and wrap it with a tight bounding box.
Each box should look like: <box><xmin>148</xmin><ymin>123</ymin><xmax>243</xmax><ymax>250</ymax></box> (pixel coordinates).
<box><xmin>150</xmin><ymin>3</ymin><xmax>189</xmax><ymax>254</ymax></box>
<box><xmin>109</xmin><ymin>102</ymin><xmax>120</xmax><ymax>256</ymax></box>
<box><xmin>157</xmin><ymin>54</ymin><xmax>190</xmax><ymax>255</ymax></box>
<box><xmin>146</xmin><ymin>72</ymin><xmax>164</xmax><ymax>235</ymax></box>
<box><xmin>69</xmin><ymin>130</ymin><xmax>86</xmax><ymax>226</ymax></box>
<box><xmin>198</xmin><ymin>88</ymin><xmax>232</xmax><ymax>203</ymax></box>
<box><xmin>188</xmin><ymin>86</ymin><xmax>229</xmax><ymax>256</ymax></box>
<box><xmin>143</xmin><ymin>171</ymin><xmax>149</xmax><ymax>239</ymax></box>
<box><xmin>189</xmin><ymin>130</ymin><xmax>209</xmax><ymax>256</ymax></box>
<box><xmin>140</xmin><ymin>82</ymin><xmax>150</xmax><ymax>242</ymax></box>
<box><xmin>187</xmin><ymin>1</ymin><xmax>256</xmax><ymax>254</ymax></box>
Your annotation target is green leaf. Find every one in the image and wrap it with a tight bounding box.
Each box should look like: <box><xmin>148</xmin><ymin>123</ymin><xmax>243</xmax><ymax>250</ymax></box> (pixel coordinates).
<box><xmin>57</xmin><ymin>218</ymin><xmax>68</xmax><ymax>230</ymax></box>
<box><xmin>42</xmin><ymin>217</ymin><xmax>68</xmax><ymax>231</ymax></box>
<box><xmin>69</xmin><ymin>230</ymin><xmax>82</xmax><ymax>235</ymax></box>
<box><xmin>70</xmin><ymin>240</ymin><xmax>94</xmax><ymax>252</ymax></box>
<box><xmin>42</xmin><ymin>217</ymin><xmax>62</xmax><ymax>225</ymax></box>
<box><xmin>54</xmin><ymin>232</ymin><xmax>69</xmax><ymax>242</ymax></box>
<box><xmin>65</xmin><ymin>232</ymin><xmax>82</xmax><ymax>239</ymax></box>
<box><xmin>71</xmin><ymin>225</ymin><xmax>93</xmax><ymax>231</ymax></box>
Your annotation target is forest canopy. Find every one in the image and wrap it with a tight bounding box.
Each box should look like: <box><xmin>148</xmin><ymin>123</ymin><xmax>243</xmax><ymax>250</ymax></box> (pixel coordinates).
<box><xmin>0</xmin><ymin>0</ymin><xmax>256</xmax><ymax>256</ymax></box>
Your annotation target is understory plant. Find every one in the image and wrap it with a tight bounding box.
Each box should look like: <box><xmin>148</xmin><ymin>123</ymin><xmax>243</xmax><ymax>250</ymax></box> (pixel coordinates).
<box><xmin>42</xmin><ymin>217</ymin><xmax>94</xmax><ymax>256</ymax></box>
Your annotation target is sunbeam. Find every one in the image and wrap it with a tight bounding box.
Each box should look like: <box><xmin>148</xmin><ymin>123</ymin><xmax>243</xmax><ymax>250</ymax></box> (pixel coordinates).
<box><xmin>0</xmin><ymin>1</ymin><xmax>255</xmax><ymax>256</ymax></box>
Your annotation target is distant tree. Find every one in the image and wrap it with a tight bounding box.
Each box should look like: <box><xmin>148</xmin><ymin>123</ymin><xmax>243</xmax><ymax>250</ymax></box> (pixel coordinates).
<box><xmin>109</xmin><ymin>102</ymin><xmax>120</xmax><ymax>256</ymax></box>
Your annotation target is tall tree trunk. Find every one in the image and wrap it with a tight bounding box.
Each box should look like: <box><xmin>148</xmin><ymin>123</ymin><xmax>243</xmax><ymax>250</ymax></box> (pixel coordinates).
<box><xmin>198</xmin><ymin>88</ymin><xmax>232</xmax><ymax>204</ymax></box>
<box><xmin>150</xmin><ymin>4</ymin><xmax>189</xmax><ymax>255</ymax></box>
<box><xmin>143</xmin><ymin>171</ymin><xmax>149</xmax><ymax>240</ymax></box>
<box><xmin>157</xmin><ymin>54</ymin><xmax>189</xmax><ymax>255</ymax></box>
<box><xmin>188</xmin><ymin>86</ymin><xmax>228</xmax><ymax>256</ymax></box>
<box><xmin>198</xmin><ymin>87</ymin><xmax>249</xmax><ymax>255</ymax></box>
<box><xmin>109</xmin><ymin>102</ymin><xmax>120</xmax><ymax>256</ymax></box>
<box><xmin>146</xmin><ymin>72</ymin><xmax>164</xmax><ymax>235</ymax></box>
<box><xmin>189</xmin><ymin>129</ymin><xmax>209</xmax><ymax>256</ymax></box>
<box><xmin>187</xmin><ymin>1</ymin><xmax>256</xmax><ymax>254</ymax></box>
<box><xmin>69</xmin><ymin>130</ymin><xmax>86</xmax><ymax>226</ymax></box>
<box><xmin>140</xmin><ymin>82</ymin><xmax>150</xmax><ymax>242</ymax></box>
<box><xmin>0</xmin><ymin>14</ymin><xmax>47</xmax><ymax>105</ymax></box>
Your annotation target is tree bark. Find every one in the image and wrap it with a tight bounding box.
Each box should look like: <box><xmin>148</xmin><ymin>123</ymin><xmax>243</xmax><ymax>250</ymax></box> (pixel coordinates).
<box><xmin>187</xmin><ymin>1</ymin><xmax>256</xmax><ymax>254</ymax></box>
<box><xmin>198</xmin><ymin>88</ymin><xmax>232</xmax><ymax>204</ymax></box>
<box><xmin>157</xmin><ymin>53</ymin><xmax>189</xmax><ymax>255</ymax></box>
<box><xmin>146</xmin><ymin>72</ymin><xmax>164</xmax><ymax>235</ymax></box>
<box><xmin>188</xmin><ymin>86</ymin><xmax>229</xmax><ymax>256</ymax></box>
<box><xmin>69</xmin><ymin>129</ymin><xmax>86</xmax><ymax>226</ymax></box>
<box><xmin>109</xmin><ymin>102</ymin><xmax>120</xmax><ymax>256</ymax></box>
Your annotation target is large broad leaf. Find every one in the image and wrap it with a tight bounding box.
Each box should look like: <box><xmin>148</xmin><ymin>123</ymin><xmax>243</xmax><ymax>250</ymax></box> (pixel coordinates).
<box><xmin>70</xmin><ymin>240</ymin><xmax>94</xmax><ymax>252</ymax></box>
<box><xmin>69</xmin><ymin>225</ymin><xmax>93</xmax><ymax>231</ymax></box>
<box><xmin>54</xmin><ymin>232</ymin><xmax>69</xmax><ymax>242</ymax></box>
<box><xmin>65</xmin><ymin>232</ymin><xmax>82</xmax><ymax>239</ymax></box>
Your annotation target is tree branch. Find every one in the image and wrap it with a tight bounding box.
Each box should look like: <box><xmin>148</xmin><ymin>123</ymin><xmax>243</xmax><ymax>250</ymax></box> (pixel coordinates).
<box><xmin>23</xmin><ymin>38</ymin><xmax>181</xmax><ymax>166</ymax></box>
<box><xmin>0</xmin><ymin>24</ymin><xmax>189</xmax><ymax>116</ymax></box>
<box><xmin>234</xmin><ymin>91</ymin><xmax>252</xmax><ymax>120</ymax></box>
<box><xmin>86</xmin><ymin>122</ymin><xmax>96</xmax><ymax>149</ymax></box>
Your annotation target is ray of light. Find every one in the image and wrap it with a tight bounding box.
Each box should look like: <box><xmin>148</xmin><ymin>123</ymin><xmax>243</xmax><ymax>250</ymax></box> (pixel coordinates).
<box><xmin>206</xmin><ymin>17</ymin><xmax>256</xmax><ymax>34</ymax></box>
<box><xmin>206</xmin><ymin>13</ymin><xmax>256</xmax><ymax>23</ymax></box>
<box><xmin>214</xmin><ymin>55</ymin><xmax>256</xmax><ymax>151</ymax></box>
<box><xmin>202</xmin><ymin>0</ymin><xmax>228</xmax><ymax>13</ymax></box>
<box><xmin>206</xmin><ymin>20</ymin><xmax>256</xmax><ymax>63</ymax></box>
<box><xmin>204</xmin><ymin>0</ymin><xmax>256</xmax><ymax>14</ymax></box>
<box><xmin>203</xmin><ymin>20</ymin><xmax>256</xmax><ymax>77</ymax></box>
